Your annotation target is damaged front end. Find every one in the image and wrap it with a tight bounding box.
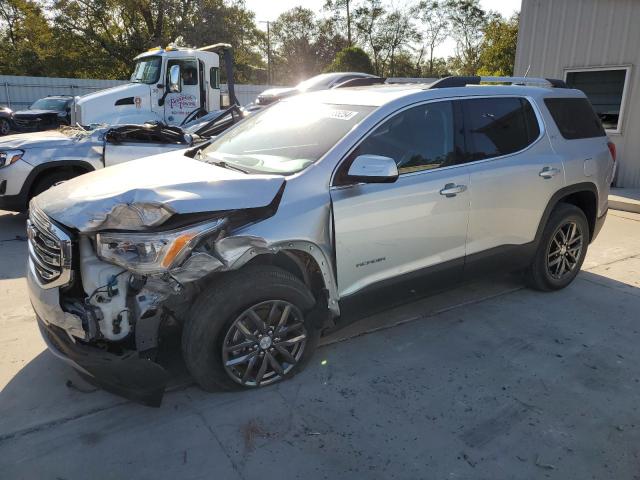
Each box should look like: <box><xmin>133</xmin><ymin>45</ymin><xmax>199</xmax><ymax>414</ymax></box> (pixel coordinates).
<box><xmin>27</xmin><ymin>175</ymin><xmax>339</xmax><ymax>406</ymax></box>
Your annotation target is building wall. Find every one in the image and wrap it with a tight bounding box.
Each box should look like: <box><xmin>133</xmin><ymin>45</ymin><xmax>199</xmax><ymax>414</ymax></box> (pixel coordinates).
<box><xmin>0</xmin><ymin>75</ymin><xmax>281</xmax><ymax>111</ymax></box>
<box><xmin>515</xmin><ymin>0</ymin><xmax>640</xmax><ymax>188</ymax></box>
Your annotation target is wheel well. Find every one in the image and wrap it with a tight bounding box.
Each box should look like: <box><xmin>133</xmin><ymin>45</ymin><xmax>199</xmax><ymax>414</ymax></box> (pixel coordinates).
<box><xmin>558</xmin><ymin>190</ymin><xmax>597</xmax><ymax>240</ymax></box>
<box><xmin>28</xmin><ymin>164</ymin><xmax>92</xmax><ymax>199</ymax></box>
<box><xmin>244</xmin><ymin>251</ymin><xmax>327</xmax><ymax>302</ymax></box>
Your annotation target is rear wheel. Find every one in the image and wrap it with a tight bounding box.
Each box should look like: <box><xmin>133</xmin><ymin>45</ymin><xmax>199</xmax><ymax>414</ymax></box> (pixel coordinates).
<box><xmin>526</xmin><ymin>203</ymin><xmax>589</xmax><ymax>291</ymax></box>
<box><xmin>182</xmin><ymin>266</ymin><xmax>320</xmax><ymax>391</ymax></box>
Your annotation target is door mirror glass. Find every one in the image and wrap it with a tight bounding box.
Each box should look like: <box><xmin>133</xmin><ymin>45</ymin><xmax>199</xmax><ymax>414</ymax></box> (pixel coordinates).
<box><xmin>168</xmin><ymin>65</ymin><xmax>182</xmax><ymax>93</ymax></box>
<box><xmin>347</xmin><ymin>155</ymin><xmax>399</xmax><ymax>183</ymax></box>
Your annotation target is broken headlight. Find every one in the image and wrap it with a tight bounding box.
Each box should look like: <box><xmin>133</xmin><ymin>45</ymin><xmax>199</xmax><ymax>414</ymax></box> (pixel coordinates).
<box><xmin>95</xmin><ymin>218</ymin><xmax>225</xmax><ymax>274</ymax></box>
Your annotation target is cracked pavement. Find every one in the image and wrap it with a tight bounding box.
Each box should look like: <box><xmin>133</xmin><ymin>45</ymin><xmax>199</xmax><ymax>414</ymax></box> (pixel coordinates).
<box><xmin>1</xmin><ymin>209</ymin><xmax>640</xmax><ymax>479</ymax></box>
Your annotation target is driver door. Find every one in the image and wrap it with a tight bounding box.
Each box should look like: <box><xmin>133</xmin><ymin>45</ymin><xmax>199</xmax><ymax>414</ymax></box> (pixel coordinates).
<box><xmin>164</xmin><ymin>58</ymin><xmax>201</xmax><ymax>125</ymax></box>
<box><xmin>331</xmin><ymin>100</ymin><xmax>470</xmax><ymax>306</ymax></box>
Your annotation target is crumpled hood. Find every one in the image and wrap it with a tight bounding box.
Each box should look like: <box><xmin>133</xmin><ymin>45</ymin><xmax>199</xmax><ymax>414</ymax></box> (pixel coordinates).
<box><xmin>33</xmin><ymin>150</ymin><xmax>286</xmax><ymax>232</ymax></box>
<box><xmin>0</xmin><ymin>129</ymin><xmax>79</xmax><ymax>150</ymax></box>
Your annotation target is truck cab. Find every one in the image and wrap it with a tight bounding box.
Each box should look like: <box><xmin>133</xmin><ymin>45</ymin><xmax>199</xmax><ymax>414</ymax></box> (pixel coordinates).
<box><xmin>72</xmin><ymin>44</ymin><xmax>233</xmax><ymax>127</ymax></box>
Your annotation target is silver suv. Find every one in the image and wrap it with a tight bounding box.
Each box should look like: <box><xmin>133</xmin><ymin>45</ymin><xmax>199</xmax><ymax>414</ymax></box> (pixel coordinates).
<box><xmin>27</xmin><ymin>77</ymin><xmax>616</xmax><ymax>406</ymax></box>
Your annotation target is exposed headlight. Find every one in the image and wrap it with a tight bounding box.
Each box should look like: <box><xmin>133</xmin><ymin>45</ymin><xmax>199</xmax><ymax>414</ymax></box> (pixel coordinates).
<box><xmin>0</xmin><ymin>149</ymin><xmax>24</xmax><ymax>168</ymax></box>
<box><xmin>96</xmin><ymin>218</ymin><xmax>226</xmax><ymax>274</ymax></box>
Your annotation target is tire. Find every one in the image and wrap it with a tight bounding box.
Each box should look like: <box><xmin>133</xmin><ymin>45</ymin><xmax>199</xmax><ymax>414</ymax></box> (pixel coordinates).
<box><xmin>526</xmin><ymin>203</ymin><xmax>589</xmax><ymax>291</ymax></box>
<box><xmin>182</xmin><ymin>265</ymin><xmax>319</xmax><ymax>391</ymax></box>
<box><xmin>30</xmin><ymin>171</ymin><xmax>78</xmax><ymax>199</ymax></box>
<box><xmin>0</xmin><ymin>118</ymin><xmax>10</xmax><ymax>136</ymax></box>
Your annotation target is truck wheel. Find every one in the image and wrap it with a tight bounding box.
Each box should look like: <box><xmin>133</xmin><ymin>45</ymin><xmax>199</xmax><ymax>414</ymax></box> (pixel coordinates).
<box><xmin>182</xmin><ymin>266</ymin><xmax>319</xmax><ymax>391</ymax></box>
<box><xmin>30</xmin><ymin>171</ymin><xmax>77</xmax><ymax>200</ymax></box>
<box><xmin>0</xmin><ymin>118</ymin><xmax>10</xmax><ymax>135</ymax></box>
<box><xmin>526</xmin><ymin>203</ymin><xmax>589</xmax><ymax>291</ymax></box>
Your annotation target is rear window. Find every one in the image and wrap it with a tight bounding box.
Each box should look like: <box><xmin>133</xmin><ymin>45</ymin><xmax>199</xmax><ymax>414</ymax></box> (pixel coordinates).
<box><xmin>544</xmin><ymin>98</ymin><xmax>606</xmax><ymax>139</ymax></box>
<box><xmin>461</xmin><ymin>97</ymin><xmax>541</xmax><ymax>162</ymax></box>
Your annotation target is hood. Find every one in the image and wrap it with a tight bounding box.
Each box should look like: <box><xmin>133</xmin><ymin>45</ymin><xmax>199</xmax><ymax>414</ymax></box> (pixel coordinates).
<box><xmin>77</xmin><ymin>83</ymin><xmax>149</xmax><ymax>105</ymax></box>
<box><xmin>0</xmin><ymin>129</ymin><xmax>82</xmax><ymax>150</ymax></box>
<box><xmin>13</xmin><ymin>109</ymin><xmax>61</xmax><ymax>117</ymax></box>
<box><xmin>77</xmin><ymin>83</ymin><xmax>152</xmax><ymax>125</ymax></box>
<box><xmin>33</xmin><ymin>150</ymin><xmax>286</xmax><ymax>232</ymax></box>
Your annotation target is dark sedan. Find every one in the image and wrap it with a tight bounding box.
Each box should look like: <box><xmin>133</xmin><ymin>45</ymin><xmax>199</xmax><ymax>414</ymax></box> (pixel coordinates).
<box><xmin>12</xmin><ymin>96</ymin><xmax>73</xmax><ymax>132</ymax></box>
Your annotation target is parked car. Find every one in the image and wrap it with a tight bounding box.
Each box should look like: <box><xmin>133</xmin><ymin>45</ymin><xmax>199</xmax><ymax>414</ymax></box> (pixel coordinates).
<box><xmin>0</xmin><ymin>106</ymin><xmax>242</xmax><ymax>212</ymax></box>
<box><xmin>244</xmin><ymin>72</ymin><xmax>383</xmax><ymax>113</ymax></box>
<box><xmin>12</xmin><ymin>96</ymin><xmax>74</xmax><ymax>132</ymax></box>
<box><xmin>0</xmin><ymin>106</ymin><xmax>13</xmax><ymax>136</ymax></box>
<box><xmin>27</xmin><ymin>76</ymin><xmax>615</xmax><ymax>406</ymax></box>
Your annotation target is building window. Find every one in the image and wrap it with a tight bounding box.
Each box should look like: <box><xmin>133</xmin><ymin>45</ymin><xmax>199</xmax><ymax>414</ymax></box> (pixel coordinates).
<box><xmin>565</xmin><ymin>66</ymin><xmax>631</xmax><ymax>134</ymax></box>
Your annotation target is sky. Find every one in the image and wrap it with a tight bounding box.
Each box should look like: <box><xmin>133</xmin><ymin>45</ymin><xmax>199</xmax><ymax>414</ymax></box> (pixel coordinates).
<box><xmin>244</xmin><ymin>0</ymin><xmax>521</xmax><ymax>57</ymax></box>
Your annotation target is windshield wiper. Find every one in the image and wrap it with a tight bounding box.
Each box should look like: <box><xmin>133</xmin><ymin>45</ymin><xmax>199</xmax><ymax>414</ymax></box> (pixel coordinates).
<box><xmin>206</xmin><ymin>158</ymin><xmax>251</xmax><ymax>174</ymax></box>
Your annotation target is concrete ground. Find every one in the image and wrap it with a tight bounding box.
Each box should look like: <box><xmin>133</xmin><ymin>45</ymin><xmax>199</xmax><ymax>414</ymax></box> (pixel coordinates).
<box><xmin>1</xmin><ymin>208</ymin><xmax>640</xmax><ymax>480</ymax></box>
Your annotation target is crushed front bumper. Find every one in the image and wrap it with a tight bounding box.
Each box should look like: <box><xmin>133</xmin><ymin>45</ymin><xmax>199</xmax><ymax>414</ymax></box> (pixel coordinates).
<box><xmin>28</xmin><ymin>260</ymin><xmax>168</xmax><ymax>407</ymax></box>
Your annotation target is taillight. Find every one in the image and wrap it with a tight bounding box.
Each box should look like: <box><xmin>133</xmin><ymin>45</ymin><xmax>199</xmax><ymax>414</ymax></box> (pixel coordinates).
<box><xmin>607</xmin><ymin>141</ymin><xmax>617</xmax><ymax>162</ymax></box>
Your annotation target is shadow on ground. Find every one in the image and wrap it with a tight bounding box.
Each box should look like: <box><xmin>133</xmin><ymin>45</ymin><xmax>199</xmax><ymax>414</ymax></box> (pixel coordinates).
<box><xmin>1</xmin><ymin>268</ymin><xmax>640</xmax><ymax>479</ymax></box>
<box><xmin>0</xmin><ymin>212</ymin><xmax>27</xmax><ymax>280</ymax></box>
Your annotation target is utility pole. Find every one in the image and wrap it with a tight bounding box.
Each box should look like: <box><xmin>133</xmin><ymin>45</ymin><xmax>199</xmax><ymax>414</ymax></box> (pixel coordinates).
<box><xmin>346</xmin><ymin>0</ymin><xmax>352</xmax><ymax>47</ymax></box>
<box><xmin>259</xmin><ymin>20</ymin><xmax>272</xmax><ymax>84</ymax></box>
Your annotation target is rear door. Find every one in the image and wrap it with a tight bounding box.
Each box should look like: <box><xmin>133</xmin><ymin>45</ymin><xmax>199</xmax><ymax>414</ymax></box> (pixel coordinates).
<box><xmin>460</xmin><ymin>96</ymin><xmax>565</xmax><ymax>268</ymax></box>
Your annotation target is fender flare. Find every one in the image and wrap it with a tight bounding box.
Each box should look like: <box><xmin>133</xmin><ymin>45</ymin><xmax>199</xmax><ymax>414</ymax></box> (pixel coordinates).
<box><xmin>533</xmin><ymin>181</ymin><xmax>599</xmax><ymax>245</ymax></box>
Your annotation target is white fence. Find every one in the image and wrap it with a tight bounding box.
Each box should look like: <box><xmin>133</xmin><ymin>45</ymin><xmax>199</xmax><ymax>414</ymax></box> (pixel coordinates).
<box><xmin>0</xmin><ymin>75</ymin><xmax>279</xmax><ymax>110</ymax></box>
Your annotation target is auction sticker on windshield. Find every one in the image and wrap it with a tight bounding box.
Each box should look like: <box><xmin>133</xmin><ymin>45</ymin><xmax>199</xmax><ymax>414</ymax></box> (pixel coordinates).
<box><xmin>326</xmin><ymin>109</ymin><xmax>359</xmax><ymax>121</ymax></box>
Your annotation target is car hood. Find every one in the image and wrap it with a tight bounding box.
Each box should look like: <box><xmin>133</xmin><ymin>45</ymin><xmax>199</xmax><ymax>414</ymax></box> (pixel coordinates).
<box><xmin>0</xmin><ymin>129</ymin><xmax>83</xmax><ymax>150</ymax></box>
<box><xmin>33</xmin><ymin>150</ymin><xmax>286</xmax><ymax>232</ymax></box>
<box><xmin>13</xmin><ymin>109</ymin><xmax>61</xmax><ymax>117</ymax></box>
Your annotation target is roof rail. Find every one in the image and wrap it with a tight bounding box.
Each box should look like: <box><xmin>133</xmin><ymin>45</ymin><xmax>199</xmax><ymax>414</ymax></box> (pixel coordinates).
<box><xmin>428</xmin><ymin>76</ymin><xmax>568</xmax><ymax>89</ymax></box>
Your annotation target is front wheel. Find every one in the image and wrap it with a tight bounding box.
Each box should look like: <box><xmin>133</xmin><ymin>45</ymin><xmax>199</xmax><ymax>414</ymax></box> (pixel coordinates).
<box><xmin>182</xmin><ymin>266</ymin><xmax>320</xmax><ymax>391</ymax></box>
<box><xmin>526</xmin><ymin>203</ymin><xmax>589</xmax><ymax>291</ymax></box>
<box><xmin>0</xmin><ymin>118</ymin><xmax>10</xmax><ymax>136</ymax></box>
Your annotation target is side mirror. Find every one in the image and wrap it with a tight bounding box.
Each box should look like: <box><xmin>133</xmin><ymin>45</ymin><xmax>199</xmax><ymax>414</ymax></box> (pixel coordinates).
<box><xmin>347</xmin><ymin>154</ymin><xmax>399</xmax><ymax>183</ymax></box>
<box><xmin>169</xmin><ymin>65</ymin><xmax>182</xmax><ymax>93</ymax></box>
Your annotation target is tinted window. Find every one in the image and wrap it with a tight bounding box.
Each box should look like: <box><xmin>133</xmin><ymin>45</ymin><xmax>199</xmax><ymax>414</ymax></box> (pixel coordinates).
<box><xmin>350</xmin><ymin>101</ymin><xmax>457</xmax><ymax>174</ymax></box>
<box><xmin>566</xmin><ymin>69</ymin><xmax>626</xmax><ymax>130</ymax></box>
<box><xmin>462</xmin><ymin>97</ymin><xmax>540</xmax><ymax>162</ymax></box>
<box><xmin>210</xmin><ymin>67</ymin><xmax>220</xmax><ymax>89</ymax></box>
<box><xmin>544</xmin><ymin>97</ymin><xmax>606</xmax><ymax>139</ymax></box>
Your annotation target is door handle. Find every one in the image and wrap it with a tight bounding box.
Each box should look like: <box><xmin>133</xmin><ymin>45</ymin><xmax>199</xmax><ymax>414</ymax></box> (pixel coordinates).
<box><xmin>539</xmin><ymin>166</ymin><xmax>560</xmax><ymax>179</ymax></box>
<box><xmin>439</xmin><ymin>183</ymin><xmax>467</xmax><ymax>197</ymax></box>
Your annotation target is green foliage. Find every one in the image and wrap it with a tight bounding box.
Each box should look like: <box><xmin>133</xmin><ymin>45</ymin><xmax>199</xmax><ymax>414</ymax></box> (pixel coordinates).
<box><xmin>326</xmin><ymin>46</ymin><xmax>374</xmax><ymax>74</ymax></box>
<box><xmin>477</xmin><ymin>14</ymin><xmax>519</xmax><ymax>76</ymax></box>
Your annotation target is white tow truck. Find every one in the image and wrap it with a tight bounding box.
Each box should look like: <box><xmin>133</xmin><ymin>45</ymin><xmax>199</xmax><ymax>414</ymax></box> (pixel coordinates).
<box><xmin>72</xmin><ymin>43</ymin><xmax>238</xmax><ymax>127</ymax></box>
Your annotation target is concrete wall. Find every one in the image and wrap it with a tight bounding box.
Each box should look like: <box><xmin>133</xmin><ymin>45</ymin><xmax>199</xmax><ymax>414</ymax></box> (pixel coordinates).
<box><xmin>0</xmin><ymin>75</ymin><xmax>279</xmax><ymax>110</ymax></box>
<box><xmin>515</xmin><ymin>0</ymin><xmax>640</xmax><ymax>188</ymax></box>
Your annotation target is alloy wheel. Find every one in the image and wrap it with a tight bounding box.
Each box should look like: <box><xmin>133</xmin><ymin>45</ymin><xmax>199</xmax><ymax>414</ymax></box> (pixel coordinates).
<box><xmin>546</xmin><ymin>220</ymin><xmax>583</xmax><ymax>280</ymax></box>
<box><xmin>0</xmin><ymin>119</ymin><xmax>9</xmax><ymax>135</ymax></box>
<box><xmin>222</xmin><ymin>300</ymin><xmax>307</xmax><ymax>387</ymax></box>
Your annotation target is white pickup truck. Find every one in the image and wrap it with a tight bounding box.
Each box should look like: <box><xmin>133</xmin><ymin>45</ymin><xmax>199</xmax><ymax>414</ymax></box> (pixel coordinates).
<box><xmin>72</xmin><ymin>43</ymin><xmax>238</xmax><ymax>127</ymax></box>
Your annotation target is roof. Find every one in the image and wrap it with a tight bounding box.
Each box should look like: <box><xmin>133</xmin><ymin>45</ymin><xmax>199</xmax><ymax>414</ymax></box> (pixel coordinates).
<box><xmin>289</xmin><ymin>81</ymin><xmax>586</xmax><ymax>107</ymax></box>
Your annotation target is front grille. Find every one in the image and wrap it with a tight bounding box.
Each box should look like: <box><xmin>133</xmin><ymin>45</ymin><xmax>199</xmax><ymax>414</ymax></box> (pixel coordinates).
<box><xmin>27</xmin><ymin>205</ymin><xmax>73</xmax><ymax>288</ymax></box>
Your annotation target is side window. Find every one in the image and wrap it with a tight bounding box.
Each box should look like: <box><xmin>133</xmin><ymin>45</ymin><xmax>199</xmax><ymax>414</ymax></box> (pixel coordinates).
<box><xmin>167</xmin><ymin>59</ymin><xmax>198</xmax><ymax>86</ymax></box>
<box><xmin>462</xmin><ymin>97</ymin><xmax>540</xmax><ymax>162</ymax></box>
<box><xmin>210</xmin><ymin>67</ymin><xmax>220</xmax><ymax>89</ymax></box>
<box><xmin>350</xmin><ymin>101</ymin><xmax>457</xmax><ymax>174</ymax></box>
<box><xmin>544</xmin><ymin>98</ymin><xmax>606</xmax><ymax>139</ymax></box>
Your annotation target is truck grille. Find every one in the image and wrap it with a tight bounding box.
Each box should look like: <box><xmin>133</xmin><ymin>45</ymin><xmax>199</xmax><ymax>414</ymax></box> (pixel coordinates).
<box><xmin>27</xmin><ymin>205</ymin><xmax>73</xmax><ymax>288</ymax></box>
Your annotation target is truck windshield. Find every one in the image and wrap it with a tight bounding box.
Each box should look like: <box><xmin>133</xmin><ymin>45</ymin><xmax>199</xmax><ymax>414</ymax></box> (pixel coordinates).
<box><xmin>201</xmin><ymin>100</ymin><xmax>374</xmax><ymax>175</ymax></box>
<box><xmin>130</xmin><ymin>56</ymin><xmax>162</xmax><ymax>84</ymax></box>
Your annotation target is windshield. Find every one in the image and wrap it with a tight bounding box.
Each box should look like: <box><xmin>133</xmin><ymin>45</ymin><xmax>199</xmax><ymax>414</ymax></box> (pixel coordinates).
<box><xmin>130</xmin><ymin>56</ymin><xmax>162</xmax><ymax>84</ymax></box>
<box><xmin>201</xmin><ymin>100</ymin><xmax>374</xmax><ymax>174</ymax></box>
<box><xmin>30</xmin><ymin>98</ymin><xmax>69</xmax><ymax>111</ymax></box>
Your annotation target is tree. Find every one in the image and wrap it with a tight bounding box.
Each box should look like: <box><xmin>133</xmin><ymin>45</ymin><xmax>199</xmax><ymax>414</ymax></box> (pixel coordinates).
<box><xmin>445</xmin><ymin>0</ymin><xmax>488</xmax><ymax>75</ymax></box>
<box><xmin>477</xmin><ymin>13</ymin><xmax>518</xmax><ymax>76</ymax></box>
<box><xmin>326</xmin><ymin>46</ymin><xmax>374</xmax><ymax>74</ymax></box>
<box><xmin>415</xmin><ymin>1</ymin><xmax>450</xmax><ymax>76</ymax></box>
<box><xmin>270</xmin><ymin>7</ymin><xmax>346</xmax><ymax>84</ymax></box>
<box><xmin>324</xmin><ymin>0</ymin><xmax>353</xmax><ymax>47</ymax></box>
